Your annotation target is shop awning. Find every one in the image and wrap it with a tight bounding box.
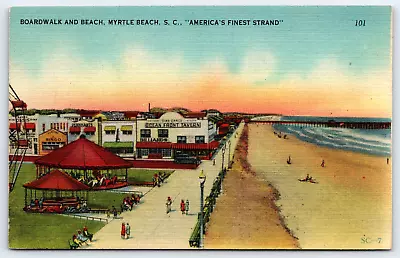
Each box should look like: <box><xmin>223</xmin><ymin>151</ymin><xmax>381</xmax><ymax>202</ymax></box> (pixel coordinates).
<box><xmin>104</xmin><ymin>126</ymin><xmax>116</xmax><ymax>131</ymax></box>
<box><xmin>69</xmin><ymin>126</ymin><xmax>81</xmax><ymax>133</ymax></box>
<box><xmin>136</xmin><ymin>142</ymin><xmax>172</xmax><ymax>149</ymax></box>
<box><xmin>172</xmin><ymin>141</ymin><xmax>220</xmax><ymax>150</ymax></box>
<box><xmin>84</xmin><ymin>126</ymin><xmax>96</xmax><ymax>133</ymax></box>
<box><xmin>103</xmin><ymin>142</ymin><xmax>134</xmax><ymax>148</ymax></box>
<box><xmin>9</xmin><ymin>122</ymin><xmax>36</xmax><ymax>130</ymax></box>
<box><xmin>121</xmin><ymin>125</ymin><xmax>133</xmax><ymax>131</ymax></box>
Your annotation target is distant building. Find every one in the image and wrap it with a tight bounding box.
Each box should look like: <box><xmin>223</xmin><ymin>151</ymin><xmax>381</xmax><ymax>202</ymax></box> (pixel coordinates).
<box><xmin>38</xmin><ymin>129</ymin><xmax>67</xmax><ymax>155</ymax></box>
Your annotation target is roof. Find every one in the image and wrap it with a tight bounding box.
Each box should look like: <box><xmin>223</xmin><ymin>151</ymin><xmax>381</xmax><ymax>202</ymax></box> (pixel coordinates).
<box><xmin>76</xmin><ymin>110</ymin><xmax>101</xmax><ymax>117</ymax></box>
<box><xmin>123</xmin><ymin>111</ymin><xmax>140</xmax><ymax>119</ymax></box>
<box><xmin>34</xmin><ymin>137</ymin><xmax>133</xmax><ymax>169</ymax></box>
<box><xmin>184</xmin><ymin>112</ymin><xmax>206</xmax><ymax>118</ymax></box>
<box><xmin>23</xmin><ymin>169</ymin><xmax>89</xmax><ymax>191</ymax></box>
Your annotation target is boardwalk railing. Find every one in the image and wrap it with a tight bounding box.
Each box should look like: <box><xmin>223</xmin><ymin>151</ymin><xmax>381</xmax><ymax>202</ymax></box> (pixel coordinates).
<box><xmin>62</xmin><ymin>213</ymin><xmax>109</xmax><ymax>223</ymax></box>
<box><xmin>189</xmin><ymin>167</ymin><xmax>226</xmax><ymax>247</ymax></box>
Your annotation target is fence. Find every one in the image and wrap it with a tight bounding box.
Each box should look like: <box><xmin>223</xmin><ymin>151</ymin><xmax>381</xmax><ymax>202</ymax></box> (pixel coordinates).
<box><xmin>189</xmin><ymin>167</ymin><xmax>226</xmax><ymax>247</ymax></box>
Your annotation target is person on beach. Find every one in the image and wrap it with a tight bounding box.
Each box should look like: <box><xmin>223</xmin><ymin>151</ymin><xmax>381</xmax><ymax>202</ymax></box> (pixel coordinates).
<box><xmin>166</xmin><ymin>196</ymin><xmax>172</xmax><ymax>214</ymax></box>
<box><xmin>180</xmin><ymin>200</ymin><xmax>186</xmax><ymax>215</ymax></box>
<box><xmin>185</xmin><ymin>199</ymin><xmax>190</xmax><ymax>215</ymax></box>
<box><xmin>126</xmin><ymin>223</ymin><xmax>131</xmax><ymax>239</ymax></box>
<box><xmin>321</xmin><ymin>160</ymin><xmax>325</xmax><ymax>167</ymax></box>
<box><xmin>121</xmin><ymin>222</ymin><xmax>126</xmax><ymax>239</ymax></box>
<box><xmin>305</xmin><ymin>174</ymin><xmax>310</xmax><ymax>181</ymax></box>
<box><xmin>287</xmin><ymin>155</ymin><xmax>291</xmax><ymax>164</ymax></box>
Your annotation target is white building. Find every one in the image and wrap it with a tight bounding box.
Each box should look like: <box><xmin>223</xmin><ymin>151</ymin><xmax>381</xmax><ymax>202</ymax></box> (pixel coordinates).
<box><xmin>101</xmin><ymin>120</ymin><xmax>136</xmax><ymax>157</ymax></box>
<box><xmin>136</xmin><ymin>112</ymin><xmax>219</xmax><ymax>159</ymax></box>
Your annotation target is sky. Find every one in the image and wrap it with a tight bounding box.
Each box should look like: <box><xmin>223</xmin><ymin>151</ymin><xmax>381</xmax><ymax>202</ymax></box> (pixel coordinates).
<box><xmin>9</xmin><ymin>6</ymin><xmax>392</xmax><ymax>117</ymax></box>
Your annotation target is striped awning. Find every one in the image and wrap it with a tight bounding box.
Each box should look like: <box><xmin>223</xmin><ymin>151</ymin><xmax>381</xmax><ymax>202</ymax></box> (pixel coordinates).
<box><xmin>84</xmin><ymin>126</ymin><xmax>96</xmax><ymax>133</ymax></box>
<box><xmin>172</xmin><ymin>141</ymin><xmax>219</xmax><ymax>150</ymax></box>
<box><xmin>136</xmin><ymin>142</ymin><xmax>172</xmax><ymax>149</ymax></box>
<box><xmin>104</xmin><ymin>126</ymin><xmax>116</xmax><ymax>131</ymax></box>
<box><xmin>9</xmin><ymin>123</ymin><xmax>36</xmax><ymax>130</ymax></box>
<box><xmin>103</xmin><ymin>142</ymin><xmax>133</xmax><ymax>148</ymax></box>
<box><xmin>69</xmin><ymin>126</ymin><xmax>81</xmax><ymax>133</ymax></box>
<box><xmin>121</xmin><ymin>125</ymin><xmax>133</xmax><ymax>131</ymax></box>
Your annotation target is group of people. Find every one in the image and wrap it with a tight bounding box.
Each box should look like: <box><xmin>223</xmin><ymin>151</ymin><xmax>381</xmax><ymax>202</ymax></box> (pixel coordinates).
<box><xmin>165</xmin><ymin>197</ymin><xmax>190</xmax><ymax>215</ymax></box>
<box><xmin>29</xmin><ymin>197</ymin><xmax>44</xmax><ymax>209</ymax></box>
<box><xmin>152</xmin><ymin>172</ymin><xmax>167</xmax><ymax>187</ymax></box>
<box><xmin>121</xmin><ymin>194</ymin><xmax>141</xmax><ymax>211</ymax></box>
<box><xmin>70</xmin><ymin>226</ymin><xmax>93</xmax><ymax>249</ymax></box>
<box><xmin>274</xmin><ymin>131</ymin><xmax>288</xmax><ymax>139</ymax></box>
<box><xmin>120</xmin><ymin>222</ymin><xmax>131</xmax><ymax>239</ymax></box>
<box><xmin>69</xmin><ymin>170</ymin><xmax>119</xmax><ymax>188</ymax></box>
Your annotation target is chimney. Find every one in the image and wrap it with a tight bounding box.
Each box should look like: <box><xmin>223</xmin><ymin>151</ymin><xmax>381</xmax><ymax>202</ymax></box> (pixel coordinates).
<box><xmin>148</xmin><ymin>103</ymin><xmax>151</xmax><ymax>112</ymax></box>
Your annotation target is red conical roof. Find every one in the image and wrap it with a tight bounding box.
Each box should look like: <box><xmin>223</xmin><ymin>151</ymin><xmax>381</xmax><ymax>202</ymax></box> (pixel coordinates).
<box><xmin>23</xmin><ymin>169</ymin><xmax>90</xmax><ymax>190</ymax></box>
<box><xmin>34</xmin><ymin>137</ymin><xmax>133</xmax><ymax>170</ymax></box>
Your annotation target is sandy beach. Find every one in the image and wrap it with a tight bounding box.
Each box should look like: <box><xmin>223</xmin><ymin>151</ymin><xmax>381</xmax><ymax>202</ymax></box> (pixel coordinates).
<box><xmin>204</xmin><ymin>125</ymin><xmax>299</xmax><ymax>249</ymax></box>
<box><xmin>248</xmin><ymin>124</ymin><xmax>392</xmax><ymax>249</ymax></box>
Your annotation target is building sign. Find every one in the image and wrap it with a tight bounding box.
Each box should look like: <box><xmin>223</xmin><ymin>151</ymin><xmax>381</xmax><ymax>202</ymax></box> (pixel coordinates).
<box><xmin>140</xmin><ymin>137</ymin><xmax>168</xmax><ymax>142</ymax></box>
<box><xmin>145</xmin><ymin>119</ymin><xmax>201</xmax><ymax>128</ymax></box>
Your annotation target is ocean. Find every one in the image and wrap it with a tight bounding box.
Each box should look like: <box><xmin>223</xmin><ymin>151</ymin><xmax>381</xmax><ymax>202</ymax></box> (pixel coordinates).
<box><xmin>272</xmin><ymin>116</ymin><xmax>392</xmax><ymax>157</ymax></box>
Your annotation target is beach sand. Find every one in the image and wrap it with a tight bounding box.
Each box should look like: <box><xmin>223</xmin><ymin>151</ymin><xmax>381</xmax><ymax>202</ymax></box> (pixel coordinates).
<box><xmin>204</xmin><ymin>125</ymin><xmax>299</xmax><ymax>249</ymax></box>
<box><xmin>248</xmin><ymin>124</ymin><xmax>392</xmax><ymax>249</ymax></box>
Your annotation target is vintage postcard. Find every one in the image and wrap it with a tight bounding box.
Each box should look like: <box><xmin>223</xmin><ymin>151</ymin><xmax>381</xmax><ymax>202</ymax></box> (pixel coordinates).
<box><xmin>8</xmin><ymin>6</ymin><xmax>392</xmax><ymax>250</ymax></box>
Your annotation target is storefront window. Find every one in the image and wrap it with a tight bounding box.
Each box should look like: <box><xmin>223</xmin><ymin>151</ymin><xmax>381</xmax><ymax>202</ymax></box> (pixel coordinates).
<box><xmin>122</xmin><ymin>130</ymin><xmax>133</xmax><ymax>135</ymax></box>
<box><xmin>195</xmin><ymin>136</ymin><xmax>205</xmax><ymax>143</ymax></box>
<box><xmin>138</xmin><ymin>149</ymin><xmax>149</xmax><ymax>157</ymax></box>
<box><xmin>158</xmin><ymin>129</ymin><xmax>169</xmax><ymax>138</ymax></box>
<box><xmin>105</xmin><ymin>130</ymin><xmax>115</xmax><ymax>135</ymax></box>
<box><xmin>177</xmin><ymin>136</ymin><xmax>187</xmax><ymax>143</ymax></box>
<box><xmin>140</xmin><ymin>129</ymin><xmax>151</xmax><ymax>138</ymax></box>
<box><xmin>162</xmin><ymin>149</ymin><xmax>172</xmax><ymax>157</ymax></box>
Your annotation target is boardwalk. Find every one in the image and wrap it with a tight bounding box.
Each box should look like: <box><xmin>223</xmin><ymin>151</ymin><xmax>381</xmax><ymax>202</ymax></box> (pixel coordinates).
<box><xmin>84</xmin><ymin>123</ymin><xmax>244</xmax><ymax>249</ymax></box>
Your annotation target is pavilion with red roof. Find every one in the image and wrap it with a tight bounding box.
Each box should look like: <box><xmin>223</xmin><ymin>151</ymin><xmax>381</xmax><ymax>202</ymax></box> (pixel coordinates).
<box><xmin>34</xmin><ymin>135</ymin><xmax>133</xmax><ymax>190</ymax></box>
<box><xmin>23</xmin><ymin>169</ymin><xmax>90</xmax><ymax>213</ymax></box>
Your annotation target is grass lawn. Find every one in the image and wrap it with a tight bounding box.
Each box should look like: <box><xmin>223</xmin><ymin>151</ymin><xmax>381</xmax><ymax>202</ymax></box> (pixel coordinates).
<box><xmin>9</xmin><ymin>164</ymin><xmax>174</xmax><ymax>249</ymax></box>
<box><xmin>9</xmin><ymin>164</ymin><xmax>115</xmax><ymax>249</ymax></box>
<box><xmin>127</xmin><ymin>169</ymin><xmax>174</xmax><ymax>183</ymax></box>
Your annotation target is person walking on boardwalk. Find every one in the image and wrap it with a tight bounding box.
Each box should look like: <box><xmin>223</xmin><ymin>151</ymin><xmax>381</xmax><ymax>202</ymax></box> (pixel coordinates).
<box><xmin>166</xmin><ymin>196</ymin><xmax>172</xmax><ymax>214</ymax></box>
<box><xmin>121</xmin><ymin>222</ymin><xmax>126</xmax><ymax>239</ymax></box>
<box><xmin>112</xmin><ymin>206</ymin><xmax>118</xmax><ymax>218</ymax></box>
<box><xmin>185</xmin><ymin>199</ymin><xmax>190</xmax><ymax>215</ymax></box>
<box><xmin>126</xmin><ymin>223</ymin><xmax>131</xmax><ymax>239</ymax></box>
<box><xmin>180</xmin><ymin>200</ymin><xmax>185</xmax><ymax>215</ymax></box>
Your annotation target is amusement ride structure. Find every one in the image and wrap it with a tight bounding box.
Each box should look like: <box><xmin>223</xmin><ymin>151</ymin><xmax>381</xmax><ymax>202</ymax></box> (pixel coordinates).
<box><xmin>9</xmin><ymin>84</ymin><xmax>29</xmax><ymax>192</ymax></box>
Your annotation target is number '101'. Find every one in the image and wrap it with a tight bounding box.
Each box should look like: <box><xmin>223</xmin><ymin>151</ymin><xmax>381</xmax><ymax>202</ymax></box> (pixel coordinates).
<box><xmin>355</xmin><ymin>20</ymin><xmax>366</xmax><ymax>26</ymax></box>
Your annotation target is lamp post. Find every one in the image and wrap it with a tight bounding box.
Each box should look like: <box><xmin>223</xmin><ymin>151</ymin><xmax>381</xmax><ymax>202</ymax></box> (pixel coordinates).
<box><xmin>221</xmin><ymin>144</ymin><xmax>226</xmax><ymax>173</ymax></box>
<box><xmin>227</xmin><ymin>140</ymin><xmax>231</xmax><ymax>168</ymax></box>
<box><xmin>199</xmin><ymin>170</ymin><xmax>206</xmax><ymax>248</ymax></box>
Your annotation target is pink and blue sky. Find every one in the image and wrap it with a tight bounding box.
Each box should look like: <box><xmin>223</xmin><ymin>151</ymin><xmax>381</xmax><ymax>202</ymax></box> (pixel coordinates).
<box><xmin>9</xmin><ymin>6</ymin><xmax>392</xmax><ymax>117</ymax></box>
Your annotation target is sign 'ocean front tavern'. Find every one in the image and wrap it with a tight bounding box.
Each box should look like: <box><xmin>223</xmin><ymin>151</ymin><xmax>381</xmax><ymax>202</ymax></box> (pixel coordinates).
<box><xmin>145</xmin><ymin>121</ymin><xmax>201</xmax><ymax>128</ymax></box>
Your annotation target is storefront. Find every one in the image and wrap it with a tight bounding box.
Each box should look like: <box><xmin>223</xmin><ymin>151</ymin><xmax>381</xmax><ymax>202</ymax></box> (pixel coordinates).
<box><xmin>136</xmin><ymin>112</ymin><xmax>219</xmax><ymax>159</ymax></box>
<box><xmin>101</xmin><ymin>120</ymin><xmax>136</xmax><ymax>157</ymax></box>
<box><xmin>38</xmin><ymin>129</ymin><xmax>68</xmax><ymax>155</ymax></box>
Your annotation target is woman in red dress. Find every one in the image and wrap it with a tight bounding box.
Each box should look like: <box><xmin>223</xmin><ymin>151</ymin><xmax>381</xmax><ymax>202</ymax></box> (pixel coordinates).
<box><xmin>180</xmin><ymin>200</ymin><xmax>185</xmax><ymax>215</ymax></box>
<box><xmin>121</xmin><ymin>222</ymin><xmax>126</xmax><ymax>239</ymax></box>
